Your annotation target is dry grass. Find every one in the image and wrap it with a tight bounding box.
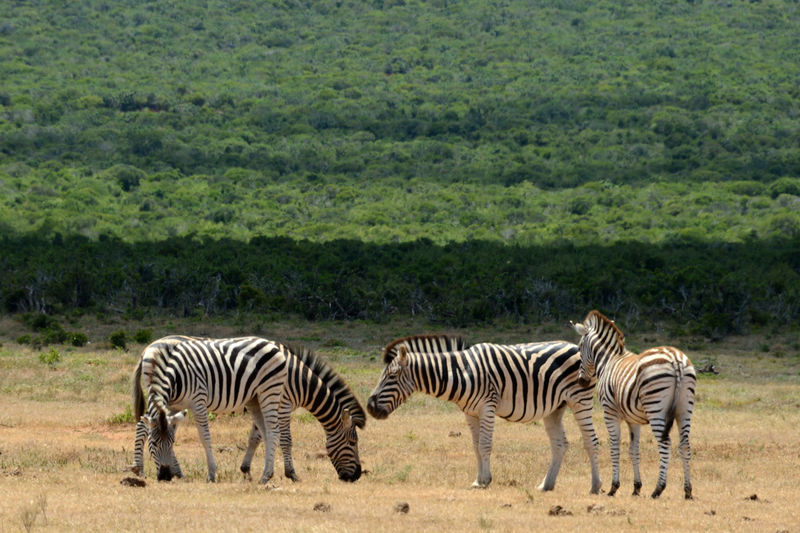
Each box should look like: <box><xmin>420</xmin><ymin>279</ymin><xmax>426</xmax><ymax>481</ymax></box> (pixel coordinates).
<box><xmin>1</xmin><ymin>316</ymin><xmax>800</xmax><ymax>532</ymax></box>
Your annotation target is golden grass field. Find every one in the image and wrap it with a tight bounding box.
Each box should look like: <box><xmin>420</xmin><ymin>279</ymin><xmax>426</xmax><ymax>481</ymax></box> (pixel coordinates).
<box><xmin>1</xmin><ymin>315</ymin><xmax>799</xmax><ymax>532</ymax></box>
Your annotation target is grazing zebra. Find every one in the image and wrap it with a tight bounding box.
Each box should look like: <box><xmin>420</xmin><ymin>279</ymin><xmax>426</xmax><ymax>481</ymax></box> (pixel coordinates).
<box><xmin>571</xmin><ymin>310</ymin><xmax>696</xmax><ymax>499</ymax></box>
<box><xmin>238</xmin><ymin>344</ymin><xmax>366</xmax><ymax>482</ymax></box>
<box><xmin>132</xmin><ymin>338</ymin><xmax>366</xmax><ymax>482</ymax></box>
<box><xmin>367</xmin><ymin>334</ymin><xmax>601</xmax><ymax>492</ymax></box>
<box><xmin>133</xmin><ymin>335</ymin><xmax>288</xmax><ymax>483</ymax></box>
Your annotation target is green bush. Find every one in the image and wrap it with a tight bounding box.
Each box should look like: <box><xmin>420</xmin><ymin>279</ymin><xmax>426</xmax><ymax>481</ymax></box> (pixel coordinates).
<box><xmin>107</xmin><ymin>405</ymin><xmax>135</xmax><ymax>424</ymax></box>
<box><xmin>42</xmin><ymin>325</ymin><xmax>68</xmax><ymax>345</ymax></box>
<box><xmin>133</xmin><ymin>329</ymin><xmax>152</xmax><ymax>344</ymax></box>
<box><xmin>70</xmin><ymin>332</ymin><xmax>89</xmax><ymax>347</ymax></box>
<box><xmin>17</xmin><ymin>334</ymin><xmax>32</xmax><ymax>345</ymax></box>
<box><xmin>110</xmin><ymin>330</ymin><xmax>127</xmax><ymax>350</ymax></box>
<box><xmin>39</xmin><ymin>347</ymin><xmax>61</xmax><ymax>366</ymax></box>
<box><xmin>768</xmin><ymin>177</ymin><xmax>800</xmax><ymax>199</ymax></box>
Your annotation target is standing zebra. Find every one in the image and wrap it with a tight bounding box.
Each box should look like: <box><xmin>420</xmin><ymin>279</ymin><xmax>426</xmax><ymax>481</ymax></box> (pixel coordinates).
<box><xmin>238</xmin><ymin>344</ymin><xmax>366</xmax><ymax>482</ymax></box>
<box><xmin>367</xmin><ymin>334</ymin><xmax>602</xmax><ymax>493</ymax></box>
<box><xmin>132</xmin><ymin>338</ymin><xmax>366</xmax><ymax>483</ymax></box>
<box><xmin>134</xmin><ymin>335</ymin><xmax>288</xmax><ymax>483</ymax></box>
<box><xmin>571</xmin><ymin>310</ymin><xmax>696</xmax><ymax>499</ymax></box>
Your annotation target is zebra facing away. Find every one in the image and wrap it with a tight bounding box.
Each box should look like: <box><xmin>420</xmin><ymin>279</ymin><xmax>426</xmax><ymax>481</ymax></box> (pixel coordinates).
<box><xmin>367</xmin><ymin>334</ymin><xmax>602</xmax><ymax>493</ymax></box>
<box><xmin>238</xmin><ymin>344</ymin><xmax>366</xmax><ymax>482</ymax></box>
<box><xmin>133</xmin><ymin>335</ymin><xmax>288</xmax><ymax>484</ymax></box>
<box><xmin>132</xmin><ymin>338</ymin><xmax>365</xmax><ymax>483</ymax></box>
<box><xmin>571</xmin><ymin>310</ymin><xmax>696</xmax><ymax>499</ymax></box>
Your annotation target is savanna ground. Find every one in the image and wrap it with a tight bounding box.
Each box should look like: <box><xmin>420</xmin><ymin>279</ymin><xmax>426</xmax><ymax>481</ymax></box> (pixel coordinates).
<box><xmin>1</xmin><ymin>314</ymin><xmax>799</xmax><ymax>532</ymax></box>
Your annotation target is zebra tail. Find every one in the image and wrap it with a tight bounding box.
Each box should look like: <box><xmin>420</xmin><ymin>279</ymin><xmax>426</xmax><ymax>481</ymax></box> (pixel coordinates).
<box><xmin>132</xmin><ymin>357</ymin><xmax>146</xmax><ymax>421</ymax></box>
<box><xmin>661</xmin><ymin>362</ymin><xmax>683</xmax><ymax>441</ymax></box>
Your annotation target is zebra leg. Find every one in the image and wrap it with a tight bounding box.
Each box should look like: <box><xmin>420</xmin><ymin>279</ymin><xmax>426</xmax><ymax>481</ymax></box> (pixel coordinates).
<box><xmin>537</xmin><ymin>406</ymin><xmax>567</xmax><ymax>492</ymax></box>
<box><xmin>649</xmin><ymin>418</ymin><xmax>671</xmax><ymax>499</ymax></box>
<box><xmin>191</xmin><ymin>404</ymin><xmax>218</xmax><ymax>483</ymax></box>
<box><xmin>628</xmin><ymin>423</ymin><xmax>642</xmax><ymax>496</ymax></box>
<box><xmin>465</xmin><ymin>409</ymin><xmax>494</xmax><ymax>488</ymax></box>
<box><xmin>277</xmin><ymin>399</ymin><xmax>298</xmax><ymax>481</ymax></box>
<box><xmin>132</xmin><ymin>418</ymin><xmax>147</xmax><ymax>476</ymax></box>
<box><xmin>570</xmin><ymin>400</ymin><xmax>601</xmax><ymax>494</ymax></box>
<box><xmin>240</xmin><ymin>422</ymin><xmax>261</xmax><ymax>481</ymax></box>
<box><xmin>678</xmin><ymin>399</ymin><xmax>694</xmax><ymax>499</ymax></box>
<box><xmin>169</xmin><ymin>449</ymin><xmax>184</xmax><ymax>479</ymax></box>
<box><xmin>604</xmin><ymin>413</ymin><xmax>622</xmax><ymax>497</ymax></box>
<box><xmin>255</xmin><ymin>393</ymin><xmax>281</xmax><ymax>484</ymax></box>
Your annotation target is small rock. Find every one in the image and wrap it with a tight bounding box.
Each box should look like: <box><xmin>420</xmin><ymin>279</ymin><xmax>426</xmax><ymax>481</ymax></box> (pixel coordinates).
<box><xmin>548</xmin><ymin>505</ymin><xmax>572</xmax><ymax>516</ymax></box>
<box><xmin>313</xmin><ymin>502</ymin><xmax>331</xmax><ymax>513</ymax></box>
<box><xmin>394</xmin><ymin>502</ymin><xmax>410</xmax><ymax>514</ymax></box>
<box><xmin>120</xmin><ymin>477</ymin><xmax>147</xmax><ymax>487</ymax></box>
<box><xmin>500</xmin><ymin>503</ymin><xmax>512</xmax><ymax>508</ymax></box>
<box><xmin>704</xmin><ymin>510</ymin><xmax>716</xmax><ymax>516</ymax></box>
<box><xmin>448</xmin><ymin>431</ymin><xmax>461</xmax><ymax>437</ymax></box>
<box><xmin>746</xmin><ymin>494</ymin><xmax>759</xmax><ymax>501</ymax></box>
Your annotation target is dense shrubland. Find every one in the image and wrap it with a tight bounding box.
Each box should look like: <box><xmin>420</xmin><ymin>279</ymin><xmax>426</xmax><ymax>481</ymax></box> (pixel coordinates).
<box><xmin>2</xmin><ymin>234</ymin><xmax>799</xmax><ymax>337</ymax></box>
<box><xmin>1</xmin><ymin>0</ymin><xmax>799</xmax><ymax>334</ymax></box>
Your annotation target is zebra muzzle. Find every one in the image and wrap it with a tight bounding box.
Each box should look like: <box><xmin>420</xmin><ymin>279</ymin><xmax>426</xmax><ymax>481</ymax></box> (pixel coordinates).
<box><xmin>157</xmin><ymin>465</ymin><xmax>174</xmax><ymax>482</ymax></box>
<box><xmin>366</xmin><ymin>396</ymin><xmax>388</xmax><ymax>419</ymax></box>
<box><xmin>339</xmin><ymin>463</ymin><xmax>362</xmax><ymax>482</ymax></box>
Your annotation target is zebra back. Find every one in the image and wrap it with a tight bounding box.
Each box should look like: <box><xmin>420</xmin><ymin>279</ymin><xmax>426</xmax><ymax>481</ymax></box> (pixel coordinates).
<box><xmin>286</xmin><ymin>343</ymin><xmax>366</xmax><ymax>428</ymax></box>
<box><xmin>381</xmin><ymin>333</ymin><xmax>470</xmax><ymax>364</ymax></box>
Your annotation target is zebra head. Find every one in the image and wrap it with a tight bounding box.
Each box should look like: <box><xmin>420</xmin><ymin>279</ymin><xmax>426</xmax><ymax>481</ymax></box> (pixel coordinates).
<box><xmin>367</xmin><ymin>345</ymin><xmax>415</xmax><ymax>420</ymax></box>
<box><xmin>142</xmin><ymin>407</ymin><xmax>186</xmax><ymax>481</ymax></box>
<box><xmin>325</xmin><ymin>409</ymin><xmax>363</xmax><ymax>482</ymax></box>
<box><xmin>572</xmin><ymin>310</ymin><xmax>624</xmax><ymax>386</ymax></box>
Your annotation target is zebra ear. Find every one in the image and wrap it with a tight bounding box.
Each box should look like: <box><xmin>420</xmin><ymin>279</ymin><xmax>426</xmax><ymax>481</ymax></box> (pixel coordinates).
<box><xmin>342</xmin><ymin>408</ymin><xmax>353</xmax><ymax>430</ymax></box>
<box><xmin>571</xmin><ymin>321</ymin><xmax>587</xmax><ymax>336</ymax></box>
<box><xmin>167</xmin><ymin>410</ymin><xmax>187</xmax><ymax>426</ymax></box>
<box><xmin>398</xmin><ymin>345</ymin><xmax>409</xmax><ymax>366</ymax></box>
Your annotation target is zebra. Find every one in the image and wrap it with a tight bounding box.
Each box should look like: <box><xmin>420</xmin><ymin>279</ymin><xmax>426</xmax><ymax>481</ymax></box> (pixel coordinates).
<box><xmin>238</xmin><ymin>343</ymin><xmax>366</xmax><ymax>482</ymax></box>
<box><xmin>571</xmin><ymin>310</ymin><xmax>696</xmax><ymax>499</ymax></box>
<box><xmin>367</xmin><ymin>334</ymin><xmax>602</xmax><ymax>493</ymax></box>
<box><xmin>132</xmin><ymin>337</ymin><xmax>366</xmax><ymax>483</ymax></box>
<box><xmin>133</xmin><ymin>335</ymin><xmax>289</xmax><ymax>483</ymax></box>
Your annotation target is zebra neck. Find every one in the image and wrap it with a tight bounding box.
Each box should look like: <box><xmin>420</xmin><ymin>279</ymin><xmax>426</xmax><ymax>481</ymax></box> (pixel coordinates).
<box><xmin>291</xmin><ymin>366</ymin><xmax>341</xmax><ymax>431</ymax></box>
<box><xmin>409</xmin><ymin>352</ymin><xmax>450</xmax><ymax>399</ymax></box>
<box><xmin>595</xmin><ymin>348</ymin><xmax>627</xmax><ymax>378</ymax></box>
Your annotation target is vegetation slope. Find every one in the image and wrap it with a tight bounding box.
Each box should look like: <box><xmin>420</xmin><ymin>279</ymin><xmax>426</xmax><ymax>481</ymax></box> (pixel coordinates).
<box><xmin>1</xmin><ymin>0</ymin><xmax>799</xmax><ymax>334</ymax></box>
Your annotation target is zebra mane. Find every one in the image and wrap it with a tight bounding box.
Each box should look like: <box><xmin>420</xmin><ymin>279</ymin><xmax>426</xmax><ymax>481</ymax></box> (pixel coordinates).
<box><xmin>381</xmin><ymin>334</ymin><xmax>470</xmax><ymax>364</ymax></box>
<box><xmin>586</xmin><ymin>310</ymin><xmax>625</xmax><ymax>349</ymax></box>
<box><xmin>285</xmin><ymin>343</ymin><xmax>367</xmax><ymax>429</ymax></box>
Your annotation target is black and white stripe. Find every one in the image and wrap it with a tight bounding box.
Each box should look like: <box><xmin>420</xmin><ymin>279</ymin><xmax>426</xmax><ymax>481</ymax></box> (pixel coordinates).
<box><xmin>367</xmin><ymin>334</ymin><xmax>601</xmax><ymax>492</ymax></box>
<box><xmin>572</xmin><ymin>310</ymin><xmax>696</xmax><ymax>499</ymax></box>
<box><xmin>133</xmin><ymin>335</ymin><xmax>288</xmax><ymax>483</ymax></box>
<box><xmin>238</xmin><ymin>344</ymin><xmax>366</xmax><ymax>482</ymax></box>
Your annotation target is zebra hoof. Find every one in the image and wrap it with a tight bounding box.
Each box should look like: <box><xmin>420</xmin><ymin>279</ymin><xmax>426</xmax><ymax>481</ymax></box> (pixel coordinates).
<box><xmin>632</xmin><ymin>481</ymin><xmax>642</xmax><ymax>496</ymax></box>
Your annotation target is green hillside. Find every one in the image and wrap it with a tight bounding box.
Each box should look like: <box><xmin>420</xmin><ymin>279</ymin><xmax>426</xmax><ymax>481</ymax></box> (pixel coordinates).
<box><xmin>1</xmin><ymin>1</ymin><xmax>799</xmax><ymax>333</ymax></box>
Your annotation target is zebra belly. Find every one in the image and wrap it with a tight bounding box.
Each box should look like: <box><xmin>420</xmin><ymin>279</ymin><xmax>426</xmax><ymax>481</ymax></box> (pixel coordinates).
<box><xmin>496</xmin><ymin>394</ymin><xmax>550</xmax><ymax>422</ymax></box>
